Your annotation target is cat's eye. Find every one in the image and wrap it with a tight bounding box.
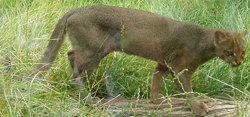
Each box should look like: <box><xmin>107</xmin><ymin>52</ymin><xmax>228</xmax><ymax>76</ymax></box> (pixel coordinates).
<box><xmin>242</xmin><ymin>51</ymin><xmax>245</xmax><ymax>55</ymax></box>
<box><xmin>226</xmin><ymin>51</ymin><xmax>234</xmax><ymax>56</ymax></box>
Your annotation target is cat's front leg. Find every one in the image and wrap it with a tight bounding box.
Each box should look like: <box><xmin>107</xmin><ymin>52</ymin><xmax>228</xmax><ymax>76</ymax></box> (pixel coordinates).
<box><xmin>173</xmin><ymin>70</ymin><xmax>208</xmax><ymax>116</ymax></box>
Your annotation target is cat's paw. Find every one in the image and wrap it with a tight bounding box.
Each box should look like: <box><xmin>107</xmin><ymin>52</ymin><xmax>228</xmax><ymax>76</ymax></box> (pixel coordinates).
<box><xmin>190</xmin><ymin>100</ymin><xmax>208</xmax><ymax>116</ymax></box>
<box><xmin>151</xmin><ymin>94</ymin><xmax>166</xmax><ymax>104</ymax></box>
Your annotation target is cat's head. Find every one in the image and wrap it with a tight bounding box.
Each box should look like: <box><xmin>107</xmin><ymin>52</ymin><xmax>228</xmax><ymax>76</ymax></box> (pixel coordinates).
<box><xmin>214</xmin><ymin>30</ymin><xmax>247</xmax><ymax>67</ymax></box>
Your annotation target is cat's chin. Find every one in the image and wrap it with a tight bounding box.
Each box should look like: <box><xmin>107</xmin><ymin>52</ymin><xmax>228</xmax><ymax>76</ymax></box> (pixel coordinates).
<box><xmin>231</xmin><ymin>65</ymin><xmax>239</xmax><ymax>67</ymax></box>
<box><xmin>227</xmin><ymin>61</ymin><xmax>241</xmax><ymax>67</ymax></box>
<box><xmin>230</xmin><ymin>63</ymin><xmax>240</xmax><ymax>67</ymax></box>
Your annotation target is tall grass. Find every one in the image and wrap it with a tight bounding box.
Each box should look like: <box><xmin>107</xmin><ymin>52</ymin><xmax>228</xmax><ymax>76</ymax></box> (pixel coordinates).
<box><xmin>1</xmin><ymin>0</ymin><xmax>249</xmax><ymax>116</ymax></box>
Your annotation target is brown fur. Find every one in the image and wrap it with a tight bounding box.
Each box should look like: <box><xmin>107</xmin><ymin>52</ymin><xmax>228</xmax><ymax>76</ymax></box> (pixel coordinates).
<box><xmin>32</xmin><ymin>5</ymin><xmax>247</xmax><ymax>116</ymax></box>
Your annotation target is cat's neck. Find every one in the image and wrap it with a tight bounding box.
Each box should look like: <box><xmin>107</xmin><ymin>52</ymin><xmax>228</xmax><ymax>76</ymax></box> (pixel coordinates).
<box><xmin>197</xmin><ymin>28</ymin><xmax>218</xmax><ymax>64</ymax></box>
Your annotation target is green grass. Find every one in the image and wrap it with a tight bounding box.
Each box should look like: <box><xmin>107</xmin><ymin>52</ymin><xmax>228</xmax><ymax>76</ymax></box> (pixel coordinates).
<box><xmin>1</xmin><ymin>0</ymin><xmax>250</xmax><ymax>116</ymax></box>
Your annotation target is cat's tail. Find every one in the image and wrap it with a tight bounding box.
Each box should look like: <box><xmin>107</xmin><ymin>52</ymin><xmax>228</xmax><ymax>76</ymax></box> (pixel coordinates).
<box><xmin>32</xmin><ymin>11</ymin><xmax>75</xmax><ymax>73</ymax></box>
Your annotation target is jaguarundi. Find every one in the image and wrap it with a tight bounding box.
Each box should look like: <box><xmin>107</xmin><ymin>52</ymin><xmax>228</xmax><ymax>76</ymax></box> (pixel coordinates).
<box><xmin>31</xmin><ymin>5</ymin><xmax>247</xmax><ymax>116</ymax></box>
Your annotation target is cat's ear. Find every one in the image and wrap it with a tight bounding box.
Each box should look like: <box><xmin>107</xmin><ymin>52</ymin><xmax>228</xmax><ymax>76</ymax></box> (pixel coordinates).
<box><xmin>215</xmin><ymin>31</ymin><xmax>226</xmax><ymax>45</ymax></box>
<box><xmin>241</xmin><ymin>30</ymin><xmax>247</xmax><ymax>37</ymax></box>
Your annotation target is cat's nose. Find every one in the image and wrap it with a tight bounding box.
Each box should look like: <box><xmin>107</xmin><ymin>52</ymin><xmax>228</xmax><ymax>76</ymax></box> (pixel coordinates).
<box><xmin>236</xmin><ymin>61</ymin><xmax>242</xmax><ymax>65</ymax></box>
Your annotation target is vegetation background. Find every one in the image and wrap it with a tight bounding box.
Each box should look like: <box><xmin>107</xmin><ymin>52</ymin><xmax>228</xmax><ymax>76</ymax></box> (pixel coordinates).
<box><xmin>0</xmin><ymin>0</ymin><xmax>249</xmax><ymax>116</ymax></box>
